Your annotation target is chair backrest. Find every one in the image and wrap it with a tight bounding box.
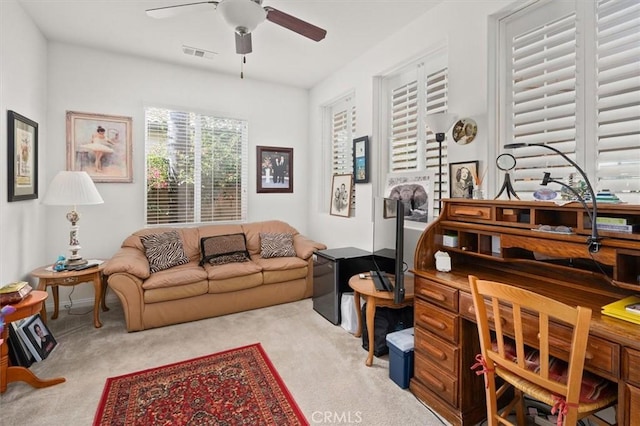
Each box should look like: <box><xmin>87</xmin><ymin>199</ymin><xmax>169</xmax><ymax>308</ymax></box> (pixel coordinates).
<box><xmin>468</xmin><ymin>275</ymin><xmax>592</xmax><ymax>412</ymax></box>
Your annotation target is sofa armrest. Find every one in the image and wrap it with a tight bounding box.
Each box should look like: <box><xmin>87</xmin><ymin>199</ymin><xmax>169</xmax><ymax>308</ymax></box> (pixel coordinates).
<box><xmin>103</xmin><ymin>247</ymin><xmax>151</xmax><ymax>279</ymax></box>
<box><xmin>293</xmin><ymin>235</ymin><xmax>327</xmax><ymax>259</ymax></box>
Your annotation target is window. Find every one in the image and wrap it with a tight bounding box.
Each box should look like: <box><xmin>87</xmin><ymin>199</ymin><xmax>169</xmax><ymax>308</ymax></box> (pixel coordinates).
<box><xmin>384</xmin><ymin>52</ymin><xmax>449</xmax><ymax>212</ymax></box>
<box><xmin>328</xmin><ymin>94</ymin><xmax>356</xmax><ymax>213</ymax></box>
<box><xmin>498</xmin><ymin>0</ymin><xmax>639</xmax><ymax>202</ymax></box>
<box><xmin>145</xmin><ymin>107</ymin><xmax>248</xmax><ymax>225</ymax></box>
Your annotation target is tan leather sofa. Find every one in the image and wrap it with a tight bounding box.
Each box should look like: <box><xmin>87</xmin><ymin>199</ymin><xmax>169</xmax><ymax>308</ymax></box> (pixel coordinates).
<box><xmin>104</xmin><ymin>220</ymin><xmax>326</xmax><ymax>331</ymax></box>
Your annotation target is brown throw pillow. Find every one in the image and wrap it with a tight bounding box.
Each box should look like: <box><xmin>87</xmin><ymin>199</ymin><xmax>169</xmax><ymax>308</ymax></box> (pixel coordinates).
<box><xmin>260</xmin><ymin>233</ymin><xmax>296</xmax><ymax>258</ymax></box>
<box><xmin>140</xmin><ymin>230</ymin><xmax>189</xmax><ymax>273</ymax></box>
<box><xmin>200</xmin><ymin>234</ymin><xmax>250</xmax><ymax>266</ymax></box>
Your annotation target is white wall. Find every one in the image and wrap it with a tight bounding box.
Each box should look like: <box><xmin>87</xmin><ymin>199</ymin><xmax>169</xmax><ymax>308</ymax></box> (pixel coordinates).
<box><xmin>307</xmin><ymin>1</ymin><xmax>511</xmax><ymax>268</ymax></box>
<box><xmin>0</xmin><ymin>0</ymin><xmax>49</xmax><ymax>284</ymax></box>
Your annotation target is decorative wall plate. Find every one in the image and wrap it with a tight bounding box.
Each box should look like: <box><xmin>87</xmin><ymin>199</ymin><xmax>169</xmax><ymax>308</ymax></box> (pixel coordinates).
<box><xmin>452</xmin><ymin>118</ymin><xmax>477</xmax><ymax>145</ymax></box>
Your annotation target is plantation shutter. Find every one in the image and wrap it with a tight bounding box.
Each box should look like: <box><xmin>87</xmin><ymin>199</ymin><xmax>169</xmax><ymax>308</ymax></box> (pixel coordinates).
<box><xmin>596</xmin><ymin>0</ymin><xmax>640</xmax><ymax>195</ymax></box>
<box><xmin>386</xmin><ymin>53</ymin><xmax>449</xmax><ymax>214</ymax></box>
<box><xmin>505</xmin><ymin>2</ymin><xmax>578</xmax><ymax>197</ymax></box>
<box><xmin>425</xmin><ymin>67</ymin><xmax>450</xmax><ymax>203</ymax></box>
<box><xmin>500</xmin><ymin>0</ymin><xmax>640</xmax><ymax>202</ymax></box>
<box><xmin>330</xmin><ymin>95</ymin><xmax>356</xmax><ymax>213</ymax></box>
<box><xmin>145</xmin><ymin>107</ymin><xmax>248</xmax><ymax>225</ymax></box>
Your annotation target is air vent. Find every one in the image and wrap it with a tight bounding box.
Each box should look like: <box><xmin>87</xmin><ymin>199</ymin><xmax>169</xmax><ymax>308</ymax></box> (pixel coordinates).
<box><xmin>182</xmin><ymin>45</ymin><xmax>217</xmax><ymax>60</ymax></box>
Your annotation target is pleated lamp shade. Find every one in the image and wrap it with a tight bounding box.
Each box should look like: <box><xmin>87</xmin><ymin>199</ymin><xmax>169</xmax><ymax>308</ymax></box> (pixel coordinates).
<box><xmin>42</xmin><ymin>171</ymin><xmax>104</xmax><ymax>206</ymax></box>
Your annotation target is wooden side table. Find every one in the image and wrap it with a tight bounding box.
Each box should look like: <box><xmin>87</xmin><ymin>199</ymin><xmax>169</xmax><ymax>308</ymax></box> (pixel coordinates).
<box><xmin>31</xmin><ymin>262</ymin><xmax>109</xmax><ymax>328</ymax></box>
<box><xmin>1</xmin><ymin>291</ymin><xmax>66</xmax><ymax>393</ymax></box>
<box><xmin>349</xmin><ymin>274</ymin><xmax>414</xmax><ymax>367</ymax></box>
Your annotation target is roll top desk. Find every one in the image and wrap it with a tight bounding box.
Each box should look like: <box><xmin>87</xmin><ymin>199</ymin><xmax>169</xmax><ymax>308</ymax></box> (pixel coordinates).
<box><xmin>411</xmin><ymin>199</ymin><xmax>640</xmax><ymax>425</ymax></box>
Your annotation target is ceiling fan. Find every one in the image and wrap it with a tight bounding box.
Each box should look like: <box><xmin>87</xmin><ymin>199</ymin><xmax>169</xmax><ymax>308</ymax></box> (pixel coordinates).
<box><xmin>146</xmin><ymin>0</ymin><xmax>327</xmax><ymax>55</ymax></box>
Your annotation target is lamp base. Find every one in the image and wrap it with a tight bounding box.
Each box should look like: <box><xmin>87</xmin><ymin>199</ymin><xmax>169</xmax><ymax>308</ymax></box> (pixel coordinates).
<box><xmin>66</xmin><ymin>258</ymin><xmax>88</xmax><ymax>267</ymax></box>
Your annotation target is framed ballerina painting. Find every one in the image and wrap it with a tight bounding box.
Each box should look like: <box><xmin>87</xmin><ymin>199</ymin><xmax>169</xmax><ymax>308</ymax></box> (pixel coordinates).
<box><xmin>66</xmin><ymin>111</ymin><xmax>133</xmax><ymax>183</ymax></box>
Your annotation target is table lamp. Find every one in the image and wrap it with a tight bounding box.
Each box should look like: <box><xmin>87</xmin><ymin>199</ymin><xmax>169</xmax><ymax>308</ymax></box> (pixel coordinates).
<box><xmin>425</xmin><ymin>112</ymin><xmax>458</xmax><ymax>210</ymax></box>
<box><xmin>504</xmin><ymin>142</ymin><xmax>600</xmax><ymax>253</ymax></box>
<box><xmin>42</xmin><ymin>171</ymin><xmax>104</xmax><ymax>265</ymax></box>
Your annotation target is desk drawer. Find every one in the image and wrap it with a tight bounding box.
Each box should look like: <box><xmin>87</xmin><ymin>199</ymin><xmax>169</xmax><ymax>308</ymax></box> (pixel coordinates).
<box><xmin>415</xmin><ymin>276</ymin><xmax>458</xmax><ymax>311</ymax></box>
<box><xmin>449</xmin><ymin>204</ymin><xmax>492</xmax><ymax>221</ymax></box>
<box><xmin>460</xmin><ymin>291</ymin><xmax>619</xmax><ymax>378</ymax></box>
<box><xmin>415</xmin><ymin>351</ymin><xmax>458</xmax><ymax>407</ymax></box>
<box><xmin>623</xmin><ymin>348</ymin><xmax>640</xmax><ymax>386</ymax></box>
<box><xmin>415</xmin><ymin>299</ymin><xmax>459</xmax><ymax>344</ymax></box>
<box><xmin>415</xmin><ymin>327</ymin><xmax>458</xmax><ymax>376</ymax></box>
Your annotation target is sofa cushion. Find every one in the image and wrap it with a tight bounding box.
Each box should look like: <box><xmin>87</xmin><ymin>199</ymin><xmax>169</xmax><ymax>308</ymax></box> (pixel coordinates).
<box><xmin>260</xmin><ymin>233</ymin><xmax>297</xmax><ymax>258</ymax></box>
<box><xmin>203</xmin><ymin>260</ymin><xmax>262</xmax><ymax>280</ymax></box>
<box><xmin>144</xmin><ymin>281</ymin><xmax>209</xmax><ymax>304</ymax></box>
<box><xmin>140</xmin><ymin>230</ymin><xmax>190</xmax><ymax>273</ymax></box>
<box><xmin>200</xmin><ymin>233</ymin><xmax>250</xmax><ymax>266</ymax></box>
<box><xmin>243</xmin><ymin>220</ymin><xmax>299</xmax><ymax>255</ymax></box>
<box><xmin>208</xmin><ymin>273</ymin><xmax>264</xmax><ymax>294</ymax></box>
<box><xmin>141</xmin><ymin>261</ymin><xmax>208</xmax><ymax>290</ymax></box>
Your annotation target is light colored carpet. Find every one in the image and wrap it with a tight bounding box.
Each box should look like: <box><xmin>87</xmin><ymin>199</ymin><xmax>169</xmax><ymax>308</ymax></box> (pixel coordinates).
<box><xmin>1</xmin><ymin>297</ymin><xmax>451</xmax><ymax>426</ymax></box>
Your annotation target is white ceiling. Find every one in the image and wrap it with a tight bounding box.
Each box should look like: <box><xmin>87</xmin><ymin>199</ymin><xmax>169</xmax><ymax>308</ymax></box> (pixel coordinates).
<box><xmin>17</xmin><ymin>0</ymin><xmax>441</xmax><ymax>89</ymax></box>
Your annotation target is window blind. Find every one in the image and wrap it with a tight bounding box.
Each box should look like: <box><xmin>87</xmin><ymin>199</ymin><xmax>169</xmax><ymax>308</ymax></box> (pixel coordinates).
<box><xmin>330</xmin><ymin>95</ymin><xmax>356</xmax><ymax>214</ymax></box>
<box><xmin>386</xmin><ymin>55</ymin><xmax>449</xmax><ymax>213</ymax></box>
<box><xmin>145</xmin><ymin>107</ymin><xmax>248</xmax><ymax>225</ymax></box>
<box><xmin>596</xmin><ymin>0</ymin><xmax>640</xmax><ymax>195</ymax></box>
<box><xmin>500</xmin><ymin>0</ymin><xmax>639</xmax><ymax>202</ymax></box>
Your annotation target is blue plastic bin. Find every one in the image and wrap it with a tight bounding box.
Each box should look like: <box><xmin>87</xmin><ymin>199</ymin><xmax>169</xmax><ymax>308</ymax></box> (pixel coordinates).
<box><xmin>385</xmin><ymin>327</ymin><xmax>415</xmax><ymax>388</ymax></box>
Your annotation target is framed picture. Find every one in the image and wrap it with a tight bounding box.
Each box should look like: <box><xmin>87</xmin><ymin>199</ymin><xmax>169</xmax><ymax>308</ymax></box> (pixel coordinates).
<box><xmin>7</xmin><ymin>110</ymin><xmax>38</xmax><ymax>202</ymax></box>
<box><xmin>16</xmin><ymin>314</ymin><xmax>57</xmax><ymax>362</ymax></box>
<box><xmin>257</xmin><ymin>146</ymin><xmax>293</xmax><ymax>193</ymax></box>
<box><xmin>384</xmin><ymin>171</ymin><xmax>435</xmax><ymax>223</ymax></box>
<box><xmin>353</xmin><ymin>136</ymin><xmax>369</xmax><ymax>183</ymax></box>
<box><xmin>449</xmin><ymin>160</ymin><xmax>479</xmax><ymax>198</ymax></box>
<box><xmin>66</xmin><ymin>111</ymin><xmax>133</xmax><ymax>183</ymax></box>
<box><xmin>330</xmin><ymin>174</ymin><xmax>353</xmax><ymax>217</ymax></box>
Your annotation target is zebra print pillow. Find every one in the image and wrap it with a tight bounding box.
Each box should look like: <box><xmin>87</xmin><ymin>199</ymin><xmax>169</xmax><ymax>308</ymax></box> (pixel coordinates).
<box><xmin>140</xmin><ymin>230</ymin><xmax>189</xmax><ymax>273</ymax></box>
<box><xmin>260</xmin><ymin>233</ymin><xmax>297</xmax><ymax>258</ymax></box>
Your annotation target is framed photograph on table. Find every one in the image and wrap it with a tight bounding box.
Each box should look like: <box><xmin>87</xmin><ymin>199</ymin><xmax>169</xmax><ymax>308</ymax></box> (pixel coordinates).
<box><xmin>257</xmin><ymin>146</ymin><xmax>293</xmax><ymax>193</ymax></box>
<box><xmin>7</xmin><ymin>110</ymin><xmax>38</xmax><ymax>202</ymax></box>
<box><xmin>66</xmin><ymin>111</ymin><xmax>133</xmax><ymax>183</ymax></box>
<box><xmin>449</xmin><ymin>160</ymin><xmax>478</xmax><ymax>198</ymax></box>
<box><xmin>329</xmin><ymin>174</ymin><xmax>353</xmax><ymax>217</ymax></box>
<box><xmin>353</xmin><ymin>136</ymin><xmax>369</xmax><ymax>183</ymax></box>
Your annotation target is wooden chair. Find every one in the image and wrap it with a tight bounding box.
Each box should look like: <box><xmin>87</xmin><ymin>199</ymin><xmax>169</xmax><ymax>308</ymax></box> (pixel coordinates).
<box><xmin>468</xmin><ymin>275</ymin><xmax>617</xmax><ymax>426</ymax></box>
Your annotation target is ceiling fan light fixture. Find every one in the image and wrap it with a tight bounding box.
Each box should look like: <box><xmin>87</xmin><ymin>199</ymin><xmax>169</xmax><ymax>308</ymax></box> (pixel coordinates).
<box><xmin>218</xmin><ymin>0</ymin><xmax>267</xmax><ymax>34</ymax></box>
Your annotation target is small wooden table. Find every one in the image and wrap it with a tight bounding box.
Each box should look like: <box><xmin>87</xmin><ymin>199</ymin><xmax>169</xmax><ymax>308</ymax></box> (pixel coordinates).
<box><xmin>31</xmin><ymin>262</ymin><xmax>109</xmax><ymax>328</ymax></box>
<box><xmin>349</xmin><ymin>274</ymin><xmax>414</xmax><ymax>367</ymax></box>
<box><xmin>1</xmin><ymin>291</ymin><xmax>66</xmax><ymax>393</ymax></box>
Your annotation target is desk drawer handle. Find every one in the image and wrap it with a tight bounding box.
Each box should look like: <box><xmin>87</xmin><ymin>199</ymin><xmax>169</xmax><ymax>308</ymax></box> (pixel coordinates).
<box><xmin>466</xmin><ymin>305</ymin><xmax>505</xmax><ymax>326</ymax></box>
<box><xmin>419</xmin><ymin>289</ymin><xmax>446</xmax><ymax>302</ymax></box>
<box><xmin>421</xmin><ymin>341</ymin><xmax>447</xmax><ymax>361</ymax></box>
<box><xmin>63</xmin><ymin>277</ymin><xmax>78</xmax><ymax>284</ymax></box>
<box><xmin>453</xmin><ymin>209</ymin><xmax>485</xmax><ymax>217</ymax></box>
<box><xmin>421</xmin><ymin>373</ymin><xmax>446</xmax><ymax>392</ymax></box>
<box><xmin>420</xmin><ymin>315</ymin><xmax>446</xmax><ymax>331</ymax></box>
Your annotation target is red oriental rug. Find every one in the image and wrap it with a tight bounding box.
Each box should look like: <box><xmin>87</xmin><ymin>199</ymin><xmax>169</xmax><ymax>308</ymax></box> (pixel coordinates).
<box><xmin>93</xmin><ymin>343</ymin><xmax>308</xmax><ymax>426</ymax></box>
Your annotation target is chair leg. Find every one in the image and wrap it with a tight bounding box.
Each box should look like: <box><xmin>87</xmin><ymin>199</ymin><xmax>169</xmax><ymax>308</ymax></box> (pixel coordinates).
<box><xmin>514</xmin><ymin>389</ymin><xmax>526</xmax><ymax>426</ymax></box>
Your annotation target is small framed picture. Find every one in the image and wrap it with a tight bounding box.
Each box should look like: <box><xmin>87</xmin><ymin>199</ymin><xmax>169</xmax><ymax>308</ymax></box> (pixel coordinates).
<box><xmin>7</xmin><ymin>110</ymin><xmax>38</xmax><ymax>202</ymax></box>
<box><xmin>257</xmin><ymin>146</ymin><xmax>293</xmax><ymax>193</ymax></box>
<box><xmin>16</xmin><ymin>314</ymin><xmax>57</xmax><ymax>362</ymax></box>
<box><xmin>66</xmin><ymin>111</ymin><xmax>133</xmax><ymax>183</ymax></box>
<box><xmin>330</xmin><ymin>174</ymin><xmax>353</xmax><ymax>217</ymax></box>
<box><xmin>449</xmin><ymin>160</ymin><xmax>479</xmax><ymax>198</ymax></box>
<box><xmin>353</xmin><ymin>136</ymin><xmax>369</xmax><ymax>183</ymax></box>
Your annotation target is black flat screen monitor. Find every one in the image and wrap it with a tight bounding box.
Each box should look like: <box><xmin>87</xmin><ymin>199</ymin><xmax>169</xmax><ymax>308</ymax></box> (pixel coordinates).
<box><xmin>372</xmin><ymin>197</ymin><xmax>405</xmax><ymax>304</ymax></box>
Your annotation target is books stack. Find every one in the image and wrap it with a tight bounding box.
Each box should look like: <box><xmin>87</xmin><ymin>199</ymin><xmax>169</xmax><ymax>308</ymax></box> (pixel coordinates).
<box><xmin>596</xmin><ymin>217</ymin><xmax>639</xmax><ymax>234</ymax></box>
<box><xmin>0</xmin><ymin>281</ymin><xmax>32</xmax><ymax>306</ymax></box>
<box><xmin>601</xmin><ymin>295</ymin><xmax>640</xmax><ymax>325</ymax></box>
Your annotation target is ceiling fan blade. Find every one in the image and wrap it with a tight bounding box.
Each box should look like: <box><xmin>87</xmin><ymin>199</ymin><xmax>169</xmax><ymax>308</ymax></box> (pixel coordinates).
<box><xmin>146</xmin><ymin>1</ymin><xmax>218</xmax><ymax>19</ymax></box>
<box><xmin>235</xmin><ymin>32</ymin><xmax>252</xmax><ymax>55</ymax></box>
<box><xmin>264</xmin><ymin>7</ymin><xmax>327</xmax><ymax>42</ymax></box>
